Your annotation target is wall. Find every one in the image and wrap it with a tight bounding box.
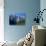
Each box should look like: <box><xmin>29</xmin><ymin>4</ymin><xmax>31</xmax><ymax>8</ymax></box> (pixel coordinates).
<box><xmin>4</xmin><ymin>0</ymin><xmax>40</xmax><ymax>42</ymax></box>
<box><xmin>0</xmin><ymin>0</ymin><xmax>4</xmax><ymax>42</ymax></box>
<box><xmin>40</xmin><ymin>0</ymin><xmax>46</xmax><ymax>27</ymax></box>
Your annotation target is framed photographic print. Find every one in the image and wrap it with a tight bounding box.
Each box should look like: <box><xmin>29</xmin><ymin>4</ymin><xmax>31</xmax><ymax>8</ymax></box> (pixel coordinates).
<box><xmin>9</xmin><ymin>13</ymin><xmax>26</xmax><ymax>25</ymax></box>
